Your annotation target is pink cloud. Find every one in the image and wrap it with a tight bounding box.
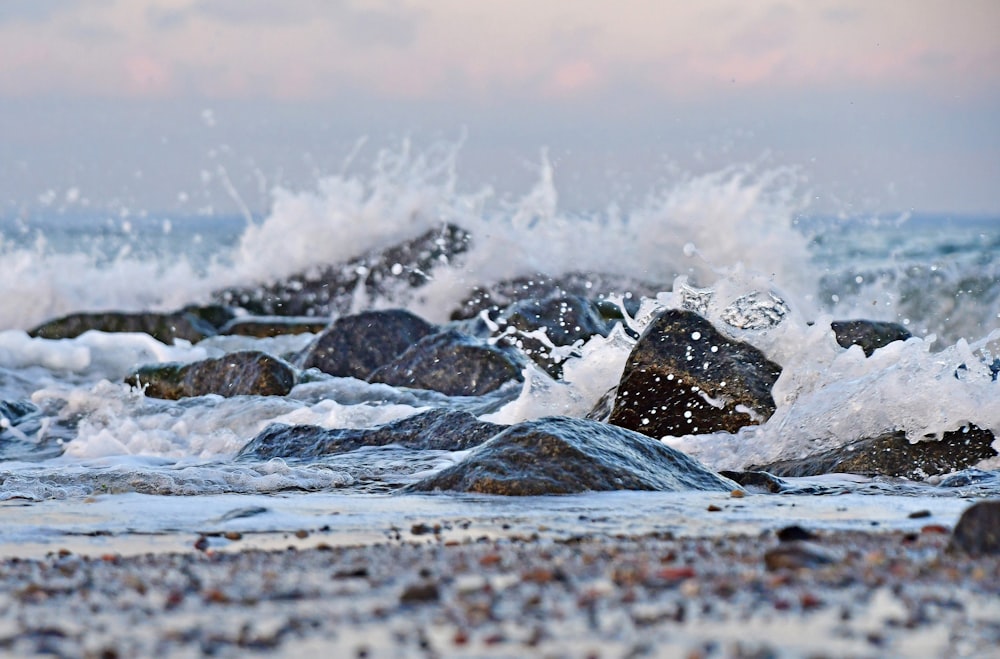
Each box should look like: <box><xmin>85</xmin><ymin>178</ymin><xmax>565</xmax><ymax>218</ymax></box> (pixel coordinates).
<box><xmin>125</xmin><ymin>54</ymin><xmax>173</xmax><ymax>96</ymax></box>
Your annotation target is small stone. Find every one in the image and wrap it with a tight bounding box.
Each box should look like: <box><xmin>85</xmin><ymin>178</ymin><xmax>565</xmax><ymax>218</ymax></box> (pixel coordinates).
<box><xmin>400</xmin><ymin>581</ymin><xmax>440</xmax><ymax>604</ymax></box>
<box><xmin>707</xmin><ymin>504</ymin><xmax>722</xmax><ymax>512</ymax></box>
<box><xmin>907</xmin><ymin>510</ymin><xmax>932</xmax><ymax>519</ymax></box>
<box><xmin>948</xmin><ymin>500</ymin><xmax>1000</xmax><ymax>556</ymax></box>
<box><xmin>730</xmin><ymin>489</ymin><xmax>745</xmax><ymax>498</ymax></box>
<box><xmin>294</xmin><ymin>529</ymin><xmax>309</xmax><ymax>539</ymax></box>
<box><xmin>223</xmin><ymin>531</ymin><xmax>243</xmax><ymax>541</ymax></box>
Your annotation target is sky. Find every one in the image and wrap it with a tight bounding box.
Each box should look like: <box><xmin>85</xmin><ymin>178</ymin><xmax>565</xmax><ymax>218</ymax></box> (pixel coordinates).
<box><xmin>1</xmin><ymin>0</ymin><xmax>999</xmax><ymax>217</ymax></box>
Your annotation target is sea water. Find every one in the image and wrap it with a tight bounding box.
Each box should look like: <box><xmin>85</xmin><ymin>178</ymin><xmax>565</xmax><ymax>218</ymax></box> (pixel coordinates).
<box><xmin>1</xmin><ymin>143</ymin><xmax>998</xmax><ymax>556</ymax></box>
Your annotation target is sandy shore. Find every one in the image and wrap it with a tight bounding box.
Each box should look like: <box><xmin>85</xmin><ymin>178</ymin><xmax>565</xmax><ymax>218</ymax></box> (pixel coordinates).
<box><xmin>0</xmin><ymin>526</ymin><xmax>997</xmax><ymax>658</ymax></box>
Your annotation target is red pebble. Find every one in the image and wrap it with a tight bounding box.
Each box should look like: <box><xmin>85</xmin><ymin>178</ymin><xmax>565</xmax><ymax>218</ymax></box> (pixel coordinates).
<box><xmin>657</xmin><ymin>566</ymin><xmax>696</xmax><ymax>581</ymax></box>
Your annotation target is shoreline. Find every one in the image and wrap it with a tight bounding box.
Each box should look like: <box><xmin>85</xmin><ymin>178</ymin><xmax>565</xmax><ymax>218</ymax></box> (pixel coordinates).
<box><xmin>2</xmin><ymin>527</ymin><xmax>997</xmax><ymax>657</ymax></box>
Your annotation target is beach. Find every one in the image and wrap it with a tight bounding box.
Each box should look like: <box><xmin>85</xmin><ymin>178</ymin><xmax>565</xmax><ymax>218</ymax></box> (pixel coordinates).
<box><xmin>1</xmin><ymin>523</ymin><xmax>997</xmax><ymax>658</ymax></box>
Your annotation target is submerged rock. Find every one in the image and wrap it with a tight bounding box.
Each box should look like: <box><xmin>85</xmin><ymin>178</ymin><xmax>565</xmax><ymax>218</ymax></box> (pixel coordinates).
<box><xmin>406</xmin><ymin>416</ymin><xmax>736</xmax><ymax>495</ymax></box>
<box><xmin>831</xmin><ymin>319</ymin><xmax>912</xmax><ymax>356</ymax></box>
<box><xmin>214</xmin><ymin>223</ymin><xmax>470</xmax><ymax>317</ymax></box>
<box><xmin>368</xmin><ymin>329</ymin><xmax>525</xmax><ymax>397</ymax></box>
<box><xmin>239</xmin><ymin>409</ymin><xmax>502</xmax><ymax>459</ymax></box>
<box><xmin>948</xmin><ymin>500</ymin><xmax>1000</xmax><ymax>556</ymax></box>
<box><xmin>29</xmin><ymin>305</ymin><xmax>236</xmax><ymax>344</ymax></box>
<box><xmin>754</xmin><ymin>425</ymin><xmax>997</xmax><ymax>480</ymax></box>
<box><xmin>126</xmin><ymin>350</ymin><xmax>296</xmax><ymax>400</ymax></box>
<box><xmin>298</xmin><ymin>309</ymin><xmax>437</xmax><ymax>379</ymax></box>
<box><xmin>219</xmin><ymin>316</ymin><xmax>330</xmax><ymax>338</ymax></box>
<box><xmin>609</xmin><ymin>309</ymin><xmax>782</xmax><ymax>438</ymax></box>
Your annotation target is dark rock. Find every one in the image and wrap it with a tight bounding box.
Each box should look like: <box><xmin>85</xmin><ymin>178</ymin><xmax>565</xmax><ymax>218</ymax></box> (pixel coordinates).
<box><xmin>608</xmin><ymin>309</ymin><xmax>783</xmax><ymax>438</ymax></box>
<box><xmin>297</xmin><ymin>309</ymin><xmax>437</xmax><ymax>379</ymax></box>
<box><xmin>719</xmin><ymin>470</ymin><xmax>790</xmax><ymax>494</ymax></box>
<box><xmin>831</xmin><ymin>320</ymin><xmax>912</xmax><ymax>357</ymax></box>
<box><xmin>125</xmin><ymin>350</ymin><xmax>296</xmax><ymax>400</ymax></box>
<box><xmin>449</xmin><ymin>272</ymin><xmax>655</xmax><ymax>322</ymax></box>
<box><xmin>405</xmin><ymin>416</ymin><xmax>736</xmax><ymax>495</ymax></box>
<box><xmin>483</xmin><ymin>294</ymin><xmax>619</xmax><ymax>378</ymax></box>
<box><xmin>776</xmin><ymin>525</ymin><xmax>817</xmax><ymax>542</ymax></box>
<box><xmin>399</xmin><ymin>581</ymin><xmax>439</xmax><ymax>604</ymax></box>
<box><xmin>214</xmin><ymin>223</ymin><xmax>470</xmax><ymax>317</ymax></box>
<box><xmin>753</xmin><ymin>425</ymin><xmax>997</xmax><ymax>480</ymax></box>
<box><xmin>948</xmin><ymin>500</ymin><xmax>1000</xmax><ymax>556</ymax></box>
<box><xmin>29</xmin><ymin>305</ymin><xmax>236</xmax><ymax>344</ymax></box>
<box><xmin>238</xmin><ymin>409</ymin><xmax>502</xmax><ymax>459</ymax></box>
<box><xmin>219</xmin><ymin>316</ymin><xmax>330</xmax><ymax>338</ymax></box>
<box><xmin>368</xmin><ymin>329</ymin><xmax>525</xmax><ymax>397</ymax></box>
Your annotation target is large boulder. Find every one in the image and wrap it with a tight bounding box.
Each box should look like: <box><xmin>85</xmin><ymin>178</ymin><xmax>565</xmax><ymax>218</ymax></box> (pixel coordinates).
<box><xmin>368</xmin><ymin>329</ymin><xmax>525</xmax><ymax>397</ymax></box>
<box><xmin>125</xmin><ymin>350</ymin><xmax>296</xmax><ymax>400</ymax></box>
<box><xmin>948</xmin><ymin>500</ymin><xmax>1000</xmax><ymax>556</ymax></box>
<box><xmin>239</xmin><ymin>409</ymin><xmax>502</xmax><ymax>460</ymax></box>
<box><xmin>608</xmin><ymin>309</ymin><xmax>782</xmax><ymax>438</ymax></box>
<box><xmin>214</xmin><ymin>224</ymin><xmax>470</xmax><ymax>317</ymax></box>
<box><xmin>297</xmin><ymin>309</ymin><xmax>437</xmax><ymax>379</ymax></box>
<box><xmin>29</xmin><ymin>305</ymin><xmax>235</xmax><ymax>345</ymax></box>
<box><xmin>831</xmin><ymin>319</ymin><xmax>912</xmax><ymax>357</ymax></box>
<box><xmin>406</xmin><ymin>416</ymin><xmax>737</xmax><ymax>495</ymax></box>
<box><xmin>754</xmin><ymin>425</ymin><xmax>997</xmax><ymax>480</ymax></box>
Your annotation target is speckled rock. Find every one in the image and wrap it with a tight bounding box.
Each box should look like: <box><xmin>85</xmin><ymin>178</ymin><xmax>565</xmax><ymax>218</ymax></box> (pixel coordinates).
<box><xmin>126</xmin><ymin>350</ymin><xmax>296</xmax><ymax>400</ymax></box>
<box><xmin>609</xmin><ymin>309</ymin><xmax>782</xmax><ymax>438</ymax></box>
<box><xmin>406</xmin><ymin>416</ymin><xmax>737</xmax><ymax>495</ymax></box>
<box><xmin>368</xmin><ymin>329</ymin><xmax>525</xmax><ymax>397</ymax></box>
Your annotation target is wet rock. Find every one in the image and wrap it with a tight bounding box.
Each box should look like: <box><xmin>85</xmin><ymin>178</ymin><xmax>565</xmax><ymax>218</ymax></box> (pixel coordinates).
<box><xmin>219</xmin><ymin>316</ymin><xmax>330</xmax><ymax>338</ymax></box>
<box><xmin>608</xmin><ymin>309</ymin><xmax>783</xmax><ymax>438</ymax></box>
<box><xmin>214</xmin><ymin>223</ymin><xmax>470</xmax><ymax>317</ymax></box>
<box><xmin>831</xmin><ymin>320</ymin><xmax>912</xmax><ymax>357</ymax></box>
<box><xmin>719</xmin><ymin>470</ymin><xmax>790</xmax><ymax>494</ymax></box>
<box><xmin>406</xmin><ymin>416</ymin><xmax>737</xmax><ymax>495</ymax></box>
<box><xmin>486</xmin><ymin>294</ymin><xmax>619</xmax><ymax>378</ymax></box>
<box><xmin>238</xmin><ymin>409</ymin><xmax>502</xmax><ymax>459</ymax></box>
<box><xmin>125</xmin><ymin>351</ymin><xmax>296</xmax><ymax>400</ymax></box>
<box><xmin>368</xmin><ymin>329</ymin><xmax>525</xmax><ymax>397</ymax></box>
<box><xmin>297</xmin><ymin>309</ymin><xmax>437</xmax><ymax>379</ymax></box>
<box><xmin>449</xmin><ymin>272</ymin><xmax>654</xmax><ymax>322</ymax></box>
<box><xmin>29</xmin><ymin>305</ymin><xmax>236</xmax><ymax>345</ymax></box>
<box><xmin>776</xmin><ymin>526</ymin><xmax>818</xmax><ymax>542</ymax></box>
<box><xmin>948</xmin><ymin>500</ymin><xmax>1000</xmax><ymax>556</ymax></box>
<box><xmin>754</xmin><ymin>425</ymin><xmax>997</xmax><ymax>480</ymax></box>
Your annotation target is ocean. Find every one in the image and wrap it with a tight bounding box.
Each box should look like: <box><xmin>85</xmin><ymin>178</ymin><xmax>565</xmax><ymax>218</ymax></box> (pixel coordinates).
<box><xmin>1</xmin><ymin>145</ymin><xmax>998</xmax><ymax>556</ymax></box>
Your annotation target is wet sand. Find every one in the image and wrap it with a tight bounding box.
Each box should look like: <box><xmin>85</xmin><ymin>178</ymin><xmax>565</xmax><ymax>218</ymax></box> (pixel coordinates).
<box><xmin>1</xmin><ymin>527</ymin><xmax>997</xmax><ymax>658</ymax></box>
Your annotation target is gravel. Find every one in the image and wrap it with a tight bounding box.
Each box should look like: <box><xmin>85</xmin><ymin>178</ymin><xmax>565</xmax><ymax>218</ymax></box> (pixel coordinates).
<box><xmin>0</xmin><ymin>528</ymin><xmax>997</xmax><ymax>657</ymax></box>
